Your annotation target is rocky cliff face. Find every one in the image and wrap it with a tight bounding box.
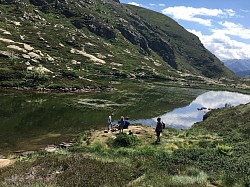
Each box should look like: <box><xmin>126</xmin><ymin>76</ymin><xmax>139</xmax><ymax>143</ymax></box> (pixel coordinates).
<box><xmin>0</xmin><ymin>0</ymin><xmax>235</xmax><ymax>90</ymax></box>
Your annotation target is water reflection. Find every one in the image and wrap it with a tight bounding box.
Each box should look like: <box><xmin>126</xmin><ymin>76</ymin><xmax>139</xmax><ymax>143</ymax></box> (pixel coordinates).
<box><xmin>132</xmin><ymin>91</ymin><xmax>250</xmax><ymax>129</ymax></box>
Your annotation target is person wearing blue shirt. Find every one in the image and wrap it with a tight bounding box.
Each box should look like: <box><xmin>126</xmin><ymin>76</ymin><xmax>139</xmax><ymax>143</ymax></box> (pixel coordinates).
<box><xmin>123</xmin><ymin>116</ymin><xmax>130</xmax><ymax>129</ymax></box>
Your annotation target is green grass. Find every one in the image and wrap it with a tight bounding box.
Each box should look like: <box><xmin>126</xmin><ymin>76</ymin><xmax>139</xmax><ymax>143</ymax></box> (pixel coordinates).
<box><xmin>0</xmin><ymin>118</ymin><xmax>249</xmax><ymax>186</ymax></box>
<box><xmin>2</xmin><ymin>101</ymin><xmax>250</xmax><ymax>187</ymax></box>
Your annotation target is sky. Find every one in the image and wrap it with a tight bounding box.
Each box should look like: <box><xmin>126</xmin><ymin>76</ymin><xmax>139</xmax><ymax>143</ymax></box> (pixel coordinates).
<box><xmin>120</xmin><ymin>0</ymin><xmax>250</xmax><ymax>61</ymax></box>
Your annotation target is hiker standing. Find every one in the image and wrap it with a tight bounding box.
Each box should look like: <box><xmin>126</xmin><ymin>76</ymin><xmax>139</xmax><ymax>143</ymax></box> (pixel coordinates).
<box><xmin>155</xmin><ymin>117</ymin><xmax>163</xmax><ymax>143</ymax></box>
<box><xmin>119</xmin><ymin>116</ymin><xmax>125</xmax><ymax>133</ymax></box>
<box><xmin>108</xmin><ymin>113</ymin><xmax>114</xmax><ymax>130</ymax></box>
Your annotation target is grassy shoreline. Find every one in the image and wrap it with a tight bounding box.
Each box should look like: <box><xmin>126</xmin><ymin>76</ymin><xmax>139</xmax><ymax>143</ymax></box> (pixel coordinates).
<box><xmin>0</xmin><ymin>124</ymin><xmax>216</xmax><ymax>186</ymax></box>
<box><xmin>0</xmin><ymin>119</ymin><xmax>247</xmax><ymax>187</ymax></box>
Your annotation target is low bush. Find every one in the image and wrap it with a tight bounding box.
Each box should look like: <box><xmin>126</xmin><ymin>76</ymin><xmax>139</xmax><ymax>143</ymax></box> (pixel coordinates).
<box><xmin>170</xmin><ymin>173</ymin><xmax>208</xmax><ymax>187</ymax></box>
<box><xmin>108</xmin><ymin>134</ymin><xmax>141</xmax><ymax>148</ymax></box>
<box><xmin>185</xmin><ymin>167</ymin><xmax>201</xmax><ymax>177</ymax></box>
<box><xmin>216</xmin><ymin>144</ymin><xmax>233</xmax><ymax>156</ymax></box>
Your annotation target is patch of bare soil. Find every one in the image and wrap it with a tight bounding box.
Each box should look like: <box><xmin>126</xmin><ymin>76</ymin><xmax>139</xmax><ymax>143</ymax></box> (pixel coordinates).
<box><xmin>90</xmin><ymin>125</ymin><xmax>155</xmax><ymax>144</ymax></box>
<box><xmin>0</xmin><ymin>159</ymin><xmax>13</xmax><ymax>168</ymax></box>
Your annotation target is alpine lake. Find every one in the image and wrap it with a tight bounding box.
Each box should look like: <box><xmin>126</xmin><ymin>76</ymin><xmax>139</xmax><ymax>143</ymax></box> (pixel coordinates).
<box><xmin>1</xmin><ymin>85</ymin><xmax>250</xmax><ymax>155</ymax></box>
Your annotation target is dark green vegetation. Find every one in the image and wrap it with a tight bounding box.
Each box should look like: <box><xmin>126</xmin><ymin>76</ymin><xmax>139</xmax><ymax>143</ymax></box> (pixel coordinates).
<box><xmin>189</xmin><ymin>103</ymin><xmax>250</xmax><ymax>186</ymax></box>
<box><xmin>0</xmin><ymin>86</ymin><xmax>205</xmax><ymax>154</ymax></box>
<box><xmin>108</xmin><ymin>133</ymin><xmax>141</xmax><ymax>147</ymax></box>
<box><xmin>0</xmin><ymin>0</ymin><xmax>242</xmax><ymax>92</ymax></box>
<box><xmin>1</xmin><ymin>103</ymin><xmax>250</xmax><ymax>186</ymax></box>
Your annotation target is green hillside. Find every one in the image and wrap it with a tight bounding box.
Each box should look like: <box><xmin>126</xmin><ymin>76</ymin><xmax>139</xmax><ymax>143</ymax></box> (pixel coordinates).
<box><xmin>193</xmin><ymin>102</ymin><xmax>250</xmax><ymax>141</ymax></box>
<box><xmin>126</xmin><ymin>5</ymin><xmax>235</xmax><ymax>78</ymax></box>
<box><xmin>0</xmin><ymin>0</ymin><xmax>236</xmax><ymax>91</ymax></box>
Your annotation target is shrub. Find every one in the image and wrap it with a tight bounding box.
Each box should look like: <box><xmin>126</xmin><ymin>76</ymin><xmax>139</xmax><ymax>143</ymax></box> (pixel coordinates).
<box><xmin>108</xmin><ymin>134</ymin><xmax>141</xmax><ymax>147</ymax></box>
<box><xmin>221</xmin><ymin>173</ymin><xmax>238</xmax><ymax>187</ymax></box>
<box><xmin>61</xmin><ymin>70</ymin><xmax>78</xmax><ymax>78</ymax></box>
<box><xmin>216</xmin><ymin>144</ymin><xmax>233</xmax><ymax>156</ymax></box>
<box><xmin>170</xmin><ymin>171</ymin><xmax>208</xmax><ymax>187</ymax></box>
<box><xmin>186</xmin><ymin>167</ymin><xmax>201</xmax><ymax>177</ymax></box>
<box><xmin>90</xmin><ymin>141</ymin><xmax>106</xmax><ymax>153</ymax></box>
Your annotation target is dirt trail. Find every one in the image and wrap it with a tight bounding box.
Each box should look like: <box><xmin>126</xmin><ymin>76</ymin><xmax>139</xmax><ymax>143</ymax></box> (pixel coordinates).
<box><xmin>90</xmin><ymin>125</ymin><xmax>155</xmax><ymax>143</ymax></box>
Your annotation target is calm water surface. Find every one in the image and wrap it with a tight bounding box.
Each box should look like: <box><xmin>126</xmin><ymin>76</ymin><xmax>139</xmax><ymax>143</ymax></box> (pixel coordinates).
<box><xmin>0</xmin><ymin>87</ymin><xmax>202</xmax><ymax>154</ymax></box>
<box><xmin>0</xmin><ymin>89</ymin><xmax>249</xmax><ymax>154</ymax></box>
<box><xmin>132</xmin><ymin>91</ymin><xmax>250</xmax><ymax>129</ymax></box>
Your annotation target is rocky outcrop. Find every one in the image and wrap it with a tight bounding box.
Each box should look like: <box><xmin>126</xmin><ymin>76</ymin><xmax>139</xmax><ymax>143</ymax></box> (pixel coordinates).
<box><xmin>0</xmin><ymin>50</ymin><xmax>12</xmax><ymax>58</ymax></box>
<box><xmin>0</xmin><ymin>0</ymin><xmax>20</xmax><ymax>4</ymax></box>
<box><xmin>89</xmin><ymin>24</ymin><xmax>116</xmax><ymax>40</ymax></box>
<box><xmin>147</xmin><ymin>37</ymin><xmax>176</xmax><ymax>69</ymax></box>
<box><xmin>72</xmin><ymin>18</ymin><xmax>116</xmax><ymax>40</ymax></box>
<box><xmin>117</xmin><ymin>24</ymin><xmax>149</xmax><ymax>53</ymax></box>
<box><xmin>118</xmin><ymin>21</ymin><xmax>176</xmax><ymax>68</ymax></box>
<box><xmin>29</xmin><ymin>0</ymin><xmax>55</xmax><ymax>6</ymax></box>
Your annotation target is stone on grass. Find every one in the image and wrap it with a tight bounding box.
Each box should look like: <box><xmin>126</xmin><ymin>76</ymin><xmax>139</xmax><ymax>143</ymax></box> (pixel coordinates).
<box><xmin>0</xmin><ymin>155</ymin><xmax>6</xmax><ymax>159</ymax></box>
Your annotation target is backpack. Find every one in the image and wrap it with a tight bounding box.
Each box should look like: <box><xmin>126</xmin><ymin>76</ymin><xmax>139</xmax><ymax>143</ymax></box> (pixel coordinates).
<box><xmin>162</xmin><ymin>122</ymin><xmax>165</xmax><ymax>129</ymax></box>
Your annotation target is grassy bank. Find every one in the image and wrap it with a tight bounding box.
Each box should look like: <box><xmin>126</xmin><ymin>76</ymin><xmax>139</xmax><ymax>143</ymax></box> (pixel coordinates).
<box><xmin>1</xmin><ymin>107</ymin><xmax>250</xmax><ymax>187</ymax></box>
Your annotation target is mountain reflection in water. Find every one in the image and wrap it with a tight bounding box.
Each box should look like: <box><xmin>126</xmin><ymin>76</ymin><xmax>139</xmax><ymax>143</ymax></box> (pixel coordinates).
<box><xmin>131</xmin><ymin>91</ymin><xmax>250</xmax><ymax>129</ymax></box>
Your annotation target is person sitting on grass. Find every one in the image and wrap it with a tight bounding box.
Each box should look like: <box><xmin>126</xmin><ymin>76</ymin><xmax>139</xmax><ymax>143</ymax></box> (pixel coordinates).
<box><xmin>123</xmin><ymin>116</ymin><xmax>130</xmax><ymax>129</ymax></box>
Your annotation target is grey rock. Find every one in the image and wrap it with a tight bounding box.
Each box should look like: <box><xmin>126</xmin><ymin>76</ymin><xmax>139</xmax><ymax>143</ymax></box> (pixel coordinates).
<box><xmin>0</xmin><ymin>50</ymin><xmax>11</xmax><ymax>58</ymax></box>
<box><xmin>0</xmin><ymin>155</ymin><xmax>6</xmax><ymax>159</ymax></box>
<box><xmin>0</xmin><ymin>0</ymin><xmax>20</xmax><ymax>4</ymax></box>
<box><xmin>117</xmin><ymin>24</ymin><xmax>149</xmax><ymax>53</ymax></box>
<box><xmin>20</xmin><ymin>151</ymin><xmax>35</xmax><ymax>156</ymax></box>
<box><xmin>58</xmin><ymin>142</ymin><xmax>73</xmax><ymax>148</ymax></box>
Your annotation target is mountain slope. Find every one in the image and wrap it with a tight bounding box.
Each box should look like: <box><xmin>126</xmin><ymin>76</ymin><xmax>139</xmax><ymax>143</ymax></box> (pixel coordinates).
<box><xmin>223</xmin><ymin>59</ymin><xmax>250</xmax><ymax>78</ymax></box>
<box><xmin>236</xmin><ymin>70</ymin><xmax>250</xmax><ymax>78</ymax></box>
<box><xmin>0</xmin><ymin>0</ymin><xmax>235</xmax><ymax>90</ymax></box>
<box><xmin>125</xmin><ymin>5</ymin><xmax>235</xmax><ymax>78</ymax></box>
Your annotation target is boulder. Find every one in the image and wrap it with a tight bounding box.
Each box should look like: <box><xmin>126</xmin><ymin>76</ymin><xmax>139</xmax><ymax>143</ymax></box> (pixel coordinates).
<box><xmin>14</xmin><ymin>150</ymin><xmax>27</xmax><ymax>154</ymax></box>
<box><xmin>28</xmin><ymin>52</ymin><xmax>41</xmax><ymax>60</ymax></box>
<box><xmin>0</xmin><ymin>155</ymin><xmax>6</xmax><ymax>159</ymax></box>
<box><xmin>0</xmin><ymin>50</ymin><xmax>11</xmax><ymax>58</ymax></box>
<box><xmin>0</xmin><ymin>0</ymin><xmax>20</xmax><ymax>4</ymax></box>
<box><xmin>23</xmin><ymin>44</ymin><xmax>34</xmax><ymax>51</ymax></box>
<box><xmin>44</xmin><ymin>145</ymin><xmax>58</xmax><ymax>153</ymax></box>
<box><xmin>7</xmin><ymin>45</ymin><xmax>27</xmax><ymax>53</ymax></box>
<box><xmin>58</xmin><ymin>142</ymin><xmax>73</xmax><ymax>148</ymax></box>
<box><xmin>20</xmin><ymin>151</ymin><xmax>35</xmax><ymax>156</ymax></box>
